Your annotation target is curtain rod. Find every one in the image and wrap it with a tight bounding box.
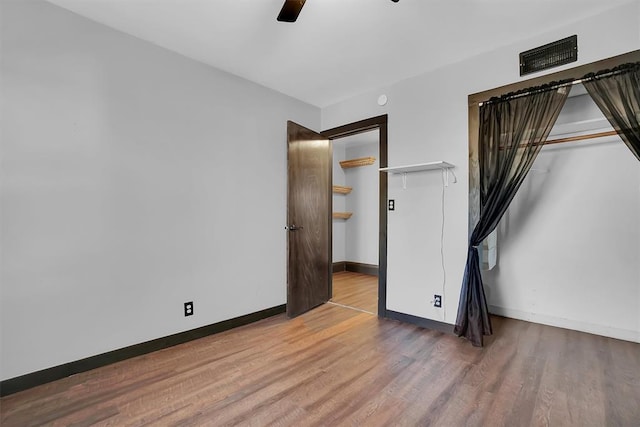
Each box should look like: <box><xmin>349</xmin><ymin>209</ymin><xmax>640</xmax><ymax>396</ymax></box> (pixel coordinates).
<box><xmin>478</xmin><ymin>66</ymin><xmax>631</xmax><ymax>107</ymax></box>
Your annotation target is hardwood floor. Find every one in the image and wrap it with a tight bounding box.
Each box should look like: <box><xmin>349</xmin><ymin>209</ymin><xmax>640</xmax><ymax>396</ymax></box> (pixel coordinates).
<box><xmin>331</xmin><ymin>271</ymin><xmax>377</xmax><ymax>313</ymax></box>
<box><xmin>2</xmin><ymin>295</ymin><xmax>639</xmax><ymax>426</ymax></box>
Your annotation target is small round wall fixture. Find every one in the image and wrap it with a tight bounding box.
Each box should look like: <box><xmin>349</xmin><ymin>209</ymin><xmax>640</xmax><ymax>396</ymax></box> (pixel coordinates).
<box><xmin>377</xmin><ymin>94</ymin><xmax>388</xmax><ymax>106</ymax></box>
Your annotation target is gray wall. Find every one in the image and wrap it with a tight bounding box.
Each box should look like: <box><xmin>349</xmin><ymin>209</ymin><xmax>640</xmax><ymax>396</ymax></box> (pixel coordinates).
<box><xmin>1</xmin><ymin>0</ymin><xmax>319</xmax><ymax>380</ymax></box>
<box><xmin>344</xmin><ymin>141</ymin><xmax>379</xmax><ymax>265</ymax></box>
<box><xmin>322</xmin><ymin>1</ymin><xmax>640</xmax><ymax>337</ymax></box>
<box><xmin>332</xmin><ymin>143</ymin><xmax>346</xmax><ymax>262</ymax></box>
<box><xmin>332</xmin><ymin>131</ymin><xmax>379</xmax><ymax>265</ymax></box>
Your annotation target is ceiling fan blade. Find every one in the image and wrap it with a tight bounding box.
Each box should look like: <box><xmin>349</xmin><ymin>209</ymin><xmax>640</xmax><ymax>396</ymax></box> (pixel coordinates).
<box><xmin>277</xmin><ymin>0</ymin><xmax>306</xmax><ymax>23</ymax></box>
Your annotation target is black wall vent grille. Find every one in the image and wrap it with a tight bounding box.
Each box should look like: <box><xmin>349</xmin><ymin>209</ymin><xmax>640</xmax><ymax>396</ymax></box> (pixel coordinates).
<box><xmin>519</xmin><ymin>35</ymin><xmax>577</xmax><ymax>76</ymax></box>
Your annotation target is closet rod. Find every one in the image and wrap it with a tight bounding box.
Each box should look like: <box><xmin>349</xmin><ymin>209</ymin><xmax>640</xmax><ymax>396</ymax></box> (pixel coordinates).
<box><xmin>501</xmin><ymin>129</ymin><xmax>619</xmax><ymax>151</ymax></box>
<box><xmin>544</xmin><ymin>130</ymin><xmax>618</xmax><ymax>145</ymax></box>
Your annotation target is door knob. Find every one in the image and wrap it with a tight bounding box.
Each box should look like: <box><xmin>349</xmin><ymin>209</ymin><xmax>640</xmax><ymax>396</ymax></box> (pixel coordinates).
<box><xmin>286</xmin><ymin>224</ymin><xmax>304</xmax><ymax>231</ymax></box>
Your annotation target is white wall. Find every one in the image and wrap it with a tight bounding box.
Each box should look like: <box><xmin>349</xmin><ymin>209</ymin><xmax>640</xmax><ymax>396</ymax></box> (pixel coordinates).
<box><xmin>331</xmin><ymin>131</ymin><xmax>379</xmax><ymax>265</ymax></box>
<box><xmin>322</xmin><ymin>1</ymin><xmax>640</xmax><ymax>331</ymax></box>
<box><xmin>332</xmin><ymin>143</ymin><xmax>346</xmax><ymax>262</ymax></box>
<box><xmin>0</xmin><ymin>0</ymin><xmax>319</xmax><ymax>380</ymax></box>
<box><xmin>344</xmin><ymin>142</ymin><xmax>379</xmax><ymax>265</ymax></box>
<box><xmin>485</xmin><ymin>137</ymin><xmax>639</xmax><ymax>342</ymax></box>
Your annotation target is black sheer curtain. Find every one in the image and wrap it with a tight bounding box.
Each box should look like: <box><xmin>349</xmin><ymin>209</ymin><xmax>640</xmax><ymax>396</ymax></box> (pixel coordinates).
<box><xmin>455</xmin><ymin>85</ymin><xmax>570</xmax><ymax>347</ymax></box>
<box><xmin>582</xmin><ymin>63</ymin><xmax>640</xmax><ymax>161</ymax></box>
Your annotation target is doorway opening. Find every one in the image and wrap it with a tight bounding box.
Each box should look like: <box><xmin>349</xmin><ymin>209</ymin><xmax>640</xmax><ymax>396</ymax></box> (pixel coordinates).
<box><xmin>329</xmin><ymin>130</ymin><xmax>379</xmax><ymax>314</ymax></box>
<box><xmin>322</xmin><ymin>115</ymin><xmax>388</xmax><ymax>317</ymax></box>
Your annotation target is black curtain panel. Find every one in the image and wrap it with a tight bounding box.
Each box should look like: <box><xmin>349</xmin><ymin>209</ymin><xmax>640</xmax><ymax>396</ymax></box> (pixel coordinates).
<box><xmin>455</xmin><ymin>85</ymin><xmax>570</xmax><ymax>347</ymax></box>
<box><xmin>582</xmin><ymin>63</ymin><xmax>640</xmax><ymax>161</ymax></box>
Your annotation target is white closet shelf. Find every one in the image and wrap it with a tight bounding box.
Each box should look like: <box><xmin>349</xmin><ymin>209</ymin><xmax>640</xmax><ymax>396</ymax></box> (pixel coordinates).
<box><xmin>379</xmin><ymin>161</ymin><xmax>454</xmax><ymax>174</ymax></box>
<box><xmin>380</xmin><ymin>161</ymin><xmax>456</xmax><ymax>189</ymax></box>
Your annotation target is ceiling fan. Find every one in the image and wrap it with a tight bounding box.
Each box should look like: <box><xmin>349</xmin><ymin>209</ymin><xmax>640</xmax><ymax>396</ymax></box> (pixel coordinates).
<box><xmin>276</xmin><ymin>0</ymin><xmax>306</xmax><ymax>23</ymax></box>
<box><xmin>277</xmin><ymin>0</ymin><xmax>399</xmax><ymax>23</ymax></box>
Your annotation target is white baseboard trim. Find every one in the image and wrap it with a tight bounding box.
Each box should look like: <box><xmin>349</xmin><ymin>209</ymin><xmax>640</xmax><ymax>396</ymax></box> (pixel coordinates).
<box><xmin>489</xmin><ymin>305</ymin><xmax>640</xmax><ymax>343</ymax></box>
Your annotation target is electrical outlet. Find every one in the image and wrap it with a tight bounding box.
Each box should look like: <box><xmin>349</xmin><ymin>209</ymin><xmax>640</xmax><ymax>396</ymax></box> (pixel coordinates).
<box><xmin>388</xmin><ymin>199</ymin><xmax>395</xmax><ymax>211</ymax></box>
<box><xmin>184</xmin><ymin>301</ymin><xmax>194</xmax><ymax>317</ymax></box>
<box><xmin>434</xmin><ymin>295</ymin><xmax>442</xmax><ymax>308</ymax></box>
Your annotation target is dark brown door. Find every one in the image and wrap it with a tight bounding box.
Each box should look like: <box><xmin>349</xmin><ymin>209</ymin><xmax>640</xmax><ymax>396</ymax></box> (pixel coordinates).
<box><xmin>286</xmin><ymin>121</ymin><xmax>331</xmax><ymax>317</ymax></box>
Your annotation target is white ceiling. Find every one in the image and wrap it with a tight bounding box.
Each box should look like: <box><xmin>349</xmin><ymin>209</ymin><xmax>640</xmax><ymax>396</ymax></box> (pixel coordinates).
<box><xmin>45</xmin><ymin>0</ymin><xmax>633</xmax><ymax>107</ymax></box>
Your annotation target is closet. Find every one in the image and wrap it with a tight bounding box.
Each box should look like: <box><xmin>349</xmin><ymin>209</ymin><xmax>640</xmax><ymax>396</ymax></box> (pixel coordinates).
<box><xmin>481</xmin><ymin>84</ymin><xmax>639</xmax><ymax>342</ymax></box>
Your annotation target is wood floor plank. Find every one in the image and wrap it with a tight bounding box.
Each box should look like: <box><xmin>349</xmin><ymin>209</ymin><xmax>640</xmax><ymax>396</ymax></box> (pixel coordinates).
<box><xmin>331</xmin><ymin>271</ymin><xmax>378</xmax><ymax>313</ymax></box>
<box><xmin>2</xmin><ymin>281</ymin><xmax>639</xmax><ymax>426</ymax></box>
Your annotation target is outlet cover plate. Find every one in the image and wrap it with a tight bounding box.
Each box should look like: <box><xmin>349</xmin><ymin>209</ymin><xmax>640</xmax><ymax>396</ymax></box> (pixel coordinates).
<box><xmin>434</xmin><ymin>295</ymin><xmax>442</xmax><ymax>308</ymax></box>
<box><xmin>184</xmin><ymin>301</ymin><xmax>194</xmax><ymax>316</ymax></box>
